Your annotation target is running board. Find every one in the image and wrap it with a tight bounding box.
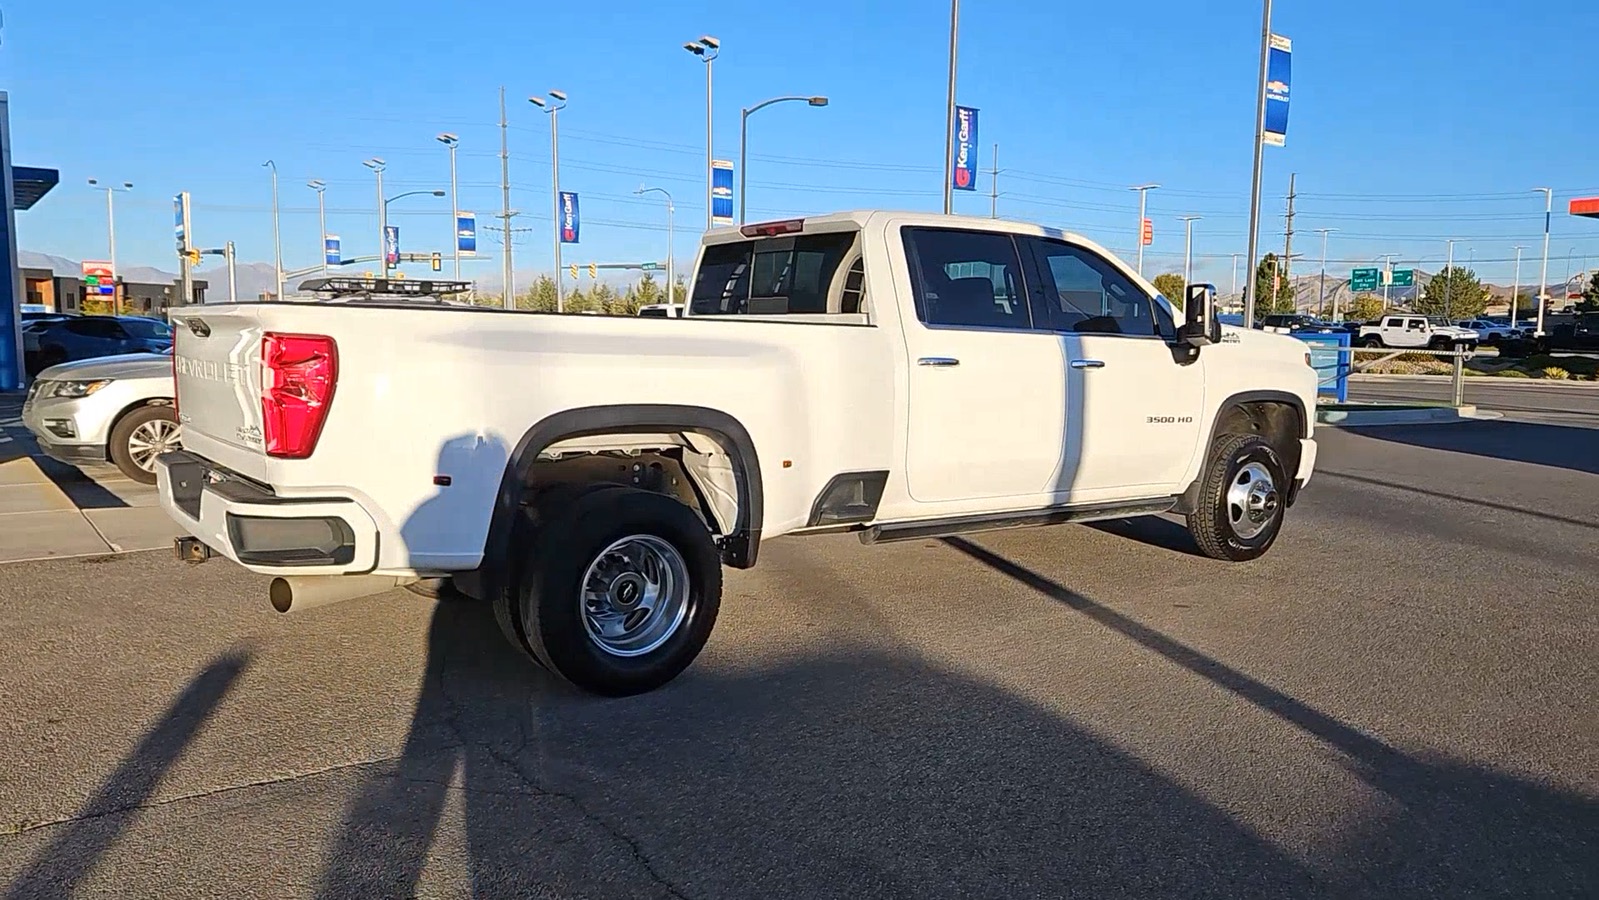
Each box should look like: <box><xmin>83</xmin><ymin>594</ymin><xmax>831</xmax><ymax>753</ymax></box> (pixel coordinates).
<box><xmin>860</xmin><ymin>497</ymin><xmax>1178</xmax><ymax>545</ymax></box>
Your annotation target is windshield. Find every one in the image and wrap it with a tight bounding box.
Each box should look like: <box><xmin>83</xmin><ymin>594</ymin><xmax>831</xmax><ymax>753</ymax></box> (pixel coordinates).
<box><xmin>121</xmin><ymin>318</ymin><xmax>174</xmax><ymax>340</ymax></box>
<box><xmin>1424</xmin><ymin>316</ymin><xmax>1453</xmax><ymax>327</ymax></box>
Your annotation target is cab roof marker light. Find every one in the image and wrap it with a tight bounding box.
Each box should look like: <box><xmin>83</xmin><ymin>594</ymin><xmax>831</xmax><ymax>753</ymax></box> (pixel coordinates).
<box><xmin>739</xmin><ymin>219</ymin><xmax>805</xmax><ymax>238</ymax></box>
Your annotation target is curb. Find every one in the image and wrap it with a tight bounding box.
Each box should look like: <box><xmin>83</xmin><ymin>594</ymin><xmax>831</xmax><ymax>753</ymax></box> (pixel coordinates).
<box><xmin>1316</xmin><ymin>405</ymin><xmax>1503</xmax><ymax>427</ymax></box>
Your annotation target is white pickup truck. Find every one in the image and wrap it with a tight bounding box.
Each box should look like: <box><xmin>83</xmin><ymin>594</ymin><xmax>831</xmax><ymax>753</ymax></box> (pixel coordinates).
<box><xmin>159</xmin><ymin>211</ymin><xmax>1319</xmax><ymax>696</ymax></box>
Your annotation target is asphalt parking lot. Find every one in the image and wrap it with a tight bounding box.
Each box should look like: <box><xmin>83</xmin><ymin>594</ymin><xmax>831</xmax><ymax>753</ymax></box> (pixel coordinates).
<box><xmin>1</xmin><ymin>415</ymin><xmax>1595</xmax><ymax>898</ymax></box>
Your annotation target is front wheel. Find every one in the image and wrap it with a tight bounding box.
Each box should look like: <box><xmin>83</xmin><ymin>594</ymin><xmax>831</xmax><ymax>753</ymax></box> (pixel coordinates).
<box><xmin>109</xmin><ymin>405</ymin><xmax>182</xmax><ymax>484</ymax></box>
<box><xmin>1186</xmin><ymin>433</ymin><xmax>1289</xmax><ymax>562</ymax></box>
<box><xmin>1360</xmin><ymin>336</ymin><xmax>1383</xmax><ymax>348</ymax></box>
<box><xmin>518</xmin><ymin>485</ymin><xmax>722</xmax><ymax>696</ymax></box>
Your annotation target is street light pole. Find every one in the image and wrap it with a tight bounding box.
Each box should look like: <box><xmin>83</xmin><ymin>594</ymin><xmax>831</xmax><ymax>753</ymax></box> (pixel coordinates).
<box><xmin>308</xmin><ymin>180</ymin><xmax>328</xmax><ymax>274</ymax></box>
<box><xmin>1443</xmin><ymin>239</ymin><xmax>1456</xmax><ymax>317</ymax></box>
<box><xmin>87</xmin><ymin>179</ymin><xmax>131</xmax><ymax>314</ymax></box>
<box><xmin>1131</xmin><ymin>183</ymin><xmax>1159</xmax><ymax>277</ymax></box>
<box><xmin>1380</xmin><ymin>252</ymin><xmax>1398</xmax><ymax>308</ymax></box>
<box><xmin>1314</xmin><ymin>228</ymin><xmax>1335</xmax><ymax>319</ymax></box>
<box><xmin>1178</xmin><ymin>215</ymin><xmax>1201</xmax><ymax>286</ymax></box>
<box><xmin>530</xmin><ymin>91</ymin><xmax>568</xmax><ymax>312</ymax></box>
<box><xmin>225</xmin><ymin>241</ymin><xmax>238</xmax><ymax>302</ymax></box>
<box><xmin>739</xmin><ymin>95</ymin><xmax>829</xmax><ymax>225</ymax></box>
<box><xmin>1510</xmin><ymin>245</ymin><xmax>1524</xmax><ymax>331</ymax></box>
<box><xmin>263</xmin><ymin>161</ymin><xmax>283</xmax><ymax>300</ymax></box>
<box><xmin>1231</xmin><ymin>253</ymin><xmax>1241</xmax><ymax>300</ymax></box>
<box><xmin>1535</xmin><ymin>187</ymin><xmax>1552</xmax><ymax>336</ymax></box>
<box><xmin>1243</xmin><ymin>0</ymin><xmax>1274</xmax><ymax>326</ymax></box>
<box><xmin>683</xmin><ymin>36</ymin><xmax>720</xmax><ymax>230</ymax></box>
<box><xmin>438</xmin><ymin>133</ymin><xmax>461</xmax><ymax>279</ymax></box>
<box><xmin>942</xmin><ymin>0</ymin><xmax>959</xmax><ymax>215</ymax></box>
<box><xmin>637</xmin><ymin>186</ymin><xmax>675</xmax><ymax>308</ymax></box>
<box><xmin>364</xmin><ymin>158</ymin><xmax>387</xmax><ymax>276</ymax></box>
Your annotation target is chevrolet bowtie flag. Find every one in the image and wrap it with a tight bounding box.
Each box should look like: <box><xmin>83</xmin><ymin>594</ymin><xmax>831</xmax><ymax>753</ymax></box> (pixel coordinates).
<box><xmin>1263</xmin><ymin>34</ymin><xmax>1291</xmax><ymax>147</ymax></box>
<box><xmin>456</xmin><ymin>212</ymin><xmax>476</xmax><ymax>257</ymax></box>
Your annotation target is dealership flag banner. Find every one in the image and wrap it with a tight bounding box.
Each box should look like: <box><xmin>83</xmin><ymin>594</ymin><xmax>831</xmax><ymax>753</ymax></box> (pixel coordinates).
<box><xmin>951</xmin><ymin>105</ymin><xmax>979</xmax><ymax>191</ymax></box>
<box><xmin>560</xmin><ymin>192</ymin><xmax>580</xmax><ymax>243</ymax></box>
<box><xmin>456</xmin><ymin>213</ymin><xmax>476</xmax><ymax>256</ymax></box>
<box><xmin>324</xmin><ymin>235</ymin><xmax>340</xmax><ymax>266</ymax></box>
<box><xmin>384</xmin><ymin>226</ymin><xmax>400</xmax><ymax>266</ymax></box>
<box><xmin>1263</xmin><ymin>34</ymin><xmax>1291</xmax><ymax>147</ymax></box>
<box><xmin>711</xmin><ymin>160</ymin><xmax>734</xmax><ymax>225</ymax></box>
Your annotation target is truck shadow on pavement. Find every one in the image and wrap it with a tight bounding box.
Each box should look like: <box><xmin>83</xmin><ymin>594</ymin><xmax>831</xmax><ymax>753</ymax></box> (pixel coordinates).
<box><xmin>301</xmin><ymin>541</ymin><xmax>1595</xmax><ymax>899</ymax></box>
<box><xmin>1348</xmin><ymin>420</ymin><xmax>1599</xmax><ymax>475</ymax></box>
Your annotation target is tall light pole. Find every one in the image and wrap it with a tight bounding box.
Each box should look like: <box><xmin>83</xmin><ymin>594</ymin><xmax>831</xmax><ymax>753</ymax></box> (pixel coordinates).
<box><xmin>1130</xmin><ymin>184</ymin><xmax>1159</xmax><ymax>277</ymax></box>
<box><xmin>1380</xmin><ymin>252</ymin><xmax>1399</xmax><ymax>308</ymax></box>
<box><xmin>683</xmin><ymin>36</ymin><xmax>720</xmax><ymax>230</ymax></box>
<box><xmin>307</xmin><ymin>180</ymin><xmax>328</xmax><ymax>274</ymax></box>
<box><xmin>1443</xmin><ymin>239</ymin><xmax>1456</xmax><ymax>317</ymax></box>
<box><xmin>437</xmin><ymin>133</ymin><xmax>461</xmax><ymax>279</ymax></box>
<box><xmin>739</xmin><ymin>95</ymin><xmax>828</xmax><ymax>224</ymax></box>
<box><xmin>637</xmin><ymin>186</ymin><xmax>675</xmax><ymax>307</ymax></box>
<box><xmin>1535</xmin><ymin>187</ymin><xmax>1552</xmax><ymax>336</ymax></box>
<box><xmin>1313</xmin><ymin>228</ymin><xmax>1336</xmax><ymax>319</ymax></box>
<box><xmin>364</xmin><ymin>158</ymin><xmax>387</xmax><ymax>275</ymax></box>
<box><xmin>263</xmin><ymin>160</ymin><xmax>283</xmax><ymax>300</ymax></box>
<box><xmin>1178</xmin><ymin>215</ymin><xmax>1201</xmax><ymax>286</ymax></box>
<box><xmin>1509</xmin><ymin>245</ymin><xmax>1524</xmax><ymax>331</ymax></box>
<box><xmin>379</xmin><ymin>189</ymin><xmax>447</xmax><ymax>275</ymax></box>
<box><xmin>87</xmin><ymin>178</ymin><xmax>131</xmax><ymax>314</ymax></box>
<box><xmin>530</xmin><ymin>91</ymin><xmax>568</xmax><ymax>312</ymax></box>
<box><xmin>942</xmin><ymin>0</ymin><xmax>960</xmax><ymax>214</ymax></box>
<box><xmin>1231</xmin><ymin>253</ymin><xmax>1241</xmax><ymax>300</ymax></box>
<box><xmin>1243</xmin><ymin>0</ymin><xmax>1274</xmax><ymax>326</ymax></box>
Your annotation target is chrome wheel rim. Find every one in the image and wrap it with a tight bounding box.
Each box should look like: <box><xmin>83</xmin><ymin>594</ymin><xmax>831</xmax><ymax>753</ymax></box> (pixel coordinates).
<box><xmin>1226</xmin><ymin>461</ymin><xmax>1279</xmax><ymax>541</ymax></box>
<box><xmin>579</xmin><ymin>535</ymin><xmax>691</xmax><ymax>657</ymax></box>
<box><xmin>127</xmin><ymin>418</ymin><xmax>182</xmax><ymax>473</ymax></box>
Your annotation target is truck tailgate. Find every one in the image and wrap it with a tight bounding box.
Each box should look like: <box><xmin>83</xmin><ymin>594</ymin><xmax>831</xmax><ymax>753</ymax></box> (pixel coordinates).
<box><xmin>171</xmin><ymin>307</ymin><xmax>270</xmax><ymax>482</ymax></box>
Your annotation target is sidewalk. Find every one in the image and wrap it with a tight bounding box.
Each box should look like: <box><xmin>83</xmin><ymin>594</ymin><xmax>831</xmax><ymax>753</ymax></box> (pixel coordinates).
<box><xmin>0</xmin><ymin>393</ymin><xmax>182</xmax><ymax>563</ymax></box>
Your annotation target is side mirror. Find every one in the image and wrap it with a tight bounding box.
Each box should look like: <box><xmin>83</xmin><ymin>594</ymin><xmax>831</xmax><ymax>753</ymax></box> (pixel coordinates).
<box><xmin>1179</xmin><ymin>283</ymin><xmax>1222</xmax><ymax>347</ymax></box>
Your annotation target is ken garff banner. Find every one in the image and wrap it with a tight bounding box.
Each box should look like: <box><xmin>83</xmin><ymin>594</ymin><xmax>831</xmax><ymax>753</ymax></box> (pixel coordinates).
<box><xmin>324</xmin><ymin>235</ymin><xmax>340</xmax><ymax>266</ymax></box>
<box><xmin>383</xmin><ymin>226</ymin><xmax>400</xmax><ymax>267</ymax></box>
<box><xmin>559</xmin><ymin>192</ymin><xmax>580</xmax><ymax>243</ymax></box>
<box><xmin>711</xmin><ymin>160</ymin><xmax>734</xmax><ymax>225</ymax></box>
<box><xmin>951</xmin><ymin>105</ymin><xmax>979</xmax><ymax>191</ymax></box>
<box><xmin>1262</xmin><ymin>34</ymin><xmax>1291</xmax><ymax>147</ymax></box>
<box><xmin>456</xmin><ymin>212</ymin><xmax>476</xmax><ymax>257</ymax></box>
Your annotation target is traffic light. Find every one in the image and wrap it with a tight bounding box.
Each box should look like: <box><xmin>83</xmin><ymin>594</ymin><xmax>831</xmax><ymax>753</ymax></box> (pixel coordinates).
<box><xmin>569</xmin><ymin>264</ymin><xmax>578</xmax><ymax>279</ymax></box>
<box><xmin>431</xmin><ymin>252</ymin><xmax>441</xmax><ymax>272</ymax></box>
<box><xmin>184</xmin><ymin>249</ymin><xmax>201</xmax><ymax>265</ymax></box>
<box><xmin>588</xmin><ymin>263</ymin><xmax>598</xmax><ymax>278</ymax></box>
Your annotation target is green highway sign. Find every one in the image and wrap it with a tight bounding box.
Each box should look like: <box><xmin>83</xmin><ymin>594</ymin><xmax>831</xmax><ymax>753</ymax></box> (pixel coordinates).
<box><xmin>1351</xmin><ymin>267</ymin><xmax>1379</xmax><ymax>292</ymax></box>
<box><xmin>1389</xmin><ymin>268</ymin><xmax>1414</xmax><ymax>287</ymax></box>
<box><xmin>640</xmin><ymin>262</ymin><xmax>661</xmax><ymax>271</ymax></box>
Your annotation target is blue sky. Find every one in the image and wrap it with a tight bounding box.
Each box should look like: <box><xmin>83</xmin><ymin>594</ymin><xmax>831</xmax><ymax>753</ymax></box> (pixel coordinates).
<box><xmin>5</xmin><ymin>0</ymin><xmax>1598</xmax><ymax>292</ymax></box>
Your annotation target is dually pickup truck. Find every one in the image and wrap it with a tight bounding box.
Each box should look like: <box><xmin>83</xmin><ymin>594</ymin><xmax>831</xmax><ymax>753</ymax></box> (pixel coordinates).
<box><xmin>160</xmin><ymin>211</ymin><xmax>1319</xmax><ymax>696</ymax></box>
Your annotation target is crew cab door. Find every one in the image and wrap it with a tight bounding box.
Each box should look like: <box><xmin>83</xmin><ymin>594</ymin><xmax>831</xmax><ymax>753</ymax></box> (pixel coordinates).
<box><xmin>1018</xmin><ymin>236</ymin><xmax>1205</xmax><ymax>499</ymax></box>
<box><xmin>898</xmin><ymin>226</ymin><xmax>1068</xmax><ymax>506</ymax></box>
<box><xmin>1385</xmin><ymin>316</ymin><xmax>1426</xmax><ymax>348</ymax></box>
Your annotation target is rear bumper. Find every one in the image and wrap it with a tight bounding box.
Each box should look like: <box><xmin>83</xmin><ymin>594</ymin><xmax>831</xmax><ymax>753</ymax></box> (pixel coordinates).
<box><xmin>155</xmin><ymin>450</ymin><xmax>381</xmax><ymax>576</ymax></box>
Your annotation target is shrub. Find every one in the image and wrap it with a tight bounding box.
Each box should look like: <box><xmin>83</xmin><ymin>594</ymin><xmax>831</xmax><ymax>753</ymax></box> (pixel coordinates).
<box><xmin>1540</xmin><ymin>367</ymin><xmax>1571</xmax><ymax>380</ymax></box>
<box><xmin>1496</xmin><ymin>369</ymin><xmax>1530</xmax><ymax>378</ymax></box>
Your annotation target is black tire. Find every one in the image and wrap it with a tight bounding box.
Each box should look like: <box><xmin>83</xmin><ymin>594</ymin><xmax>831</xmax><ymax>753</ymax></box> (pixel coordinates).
<box><xmin>1360</xmin><ymin>336</ymin><xmax>1383</xmax><ymax>348</ymax></box>
<box><xmin>518</xmin><ymin>485</ymin><xmax>721</xmax><ymax>696</ymax></box>
<box><xmin>1428</xmin><ymin>336</ymin><xmax>1449</xmax><ymax>350</ymax></box>
<box><xmin>1186</xmin><ymin>433</ymin><xmax>1289</xmax><ymax>562</ymax></box>
<box><xmin>108</xmin><ymin>405</ymin><xmax>181</xmax><ymax>484</ymax></box>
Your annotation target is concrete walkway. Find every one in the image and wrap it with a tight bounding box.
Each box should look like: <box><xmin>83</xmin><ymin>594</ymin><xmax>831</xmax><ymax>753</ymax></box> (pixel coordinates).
<box><xmin>0</xmin><ymin>393</ymin><xmax>181</xmax><ymax>564</ymax></box>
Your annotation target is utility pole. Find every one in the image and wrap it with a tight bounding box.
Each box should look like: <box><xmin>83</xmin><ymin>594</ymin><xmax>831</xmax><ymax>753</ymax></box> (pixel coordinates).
<box><xmin>1314</xmin><ymin>227</ymin><xmax>1335</xmax><ymax>319</ymax></box>
<box><xmin>989</xmin><ymin>143</ymin><xmax>999</xmax><ymax>218</ymax></box>
<box><xmin>1243</xmin><ymin>0</ymin><xmax>1274</xmax><ymax>326</ymax></box>
<box><xmin>308</xmin><ymin>180</ymin><xmax>328</xmax><ymax>274</ymax></box>
<box><xmin>1131</xmin><ymin>183</ymin><xmax>1159</xmax><ymax>277</ymax></box>
<box><xmin>500</xmin><ymin>87</ymin><xmax>513</xmax><ymax>308</ymax></box>
<box><xmin>942</xmin><ymin>0</ymin><xmax>959</xmax><ymax>214</ymax></box>
<box><xmin>1231</xmin><ymin>253</ymin><xmax>1241</xmax><ymax>300</ymax></box>
<box><xmin>1178</xmin><ymin>215</ymin><xmax>1201</xmax><ymax>286</ymax></box>
<box><xmin>1510</xmin><ymin>245</ymin><xmax>1524</xmax><ymax>331</ymax></box>
<box><xmin>1282</xmin><ymin>172</ymin><xmax>1296</xmax><ymax>290</ymax></box>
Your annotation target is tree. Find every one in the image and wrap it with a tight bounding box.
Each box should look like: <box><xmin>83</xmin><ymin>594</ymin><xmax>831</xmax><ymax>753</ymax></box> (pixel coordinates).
<box><xmin>1251</xmin><ymin>253</ymin><xmax>1297</xmax><ymax>322</ymax></box>
<box><xmin>1346</xmin><ymin>294</ymin><xmax>1385</xmax><ymax>322</ymax></box>
<box><xmin>517</xmin><ymin>274</ymin><xmax>560</xmax><ymax>312</ymax></box>
<box><xmin>1152</xmin><ymin>273</ymin><xmax>1185</xmax><ymax>308</ymax></box>
<box><xmin>1416</xmin><ymin>266</ymin><xmax>1489</xmax><ymax>319</ymax></box>
<box><xmin>1510</xmin><ymin>290</ymin><xmax>1539</xmax><ymax>316</ymax></box>
<box><xmin>1579</xmin><ymin>273</ymin><xmax>1599</xmax><ymax>314</ymax></box>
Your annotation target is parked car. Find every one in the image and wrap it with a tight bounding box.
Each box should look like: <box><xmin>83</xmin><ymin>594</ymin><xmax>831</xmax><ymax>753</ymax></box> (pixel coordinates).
<box><xmin>1358</xmin><ymin>315</ymin><xmax>1478</xmax><ymax>349</ymax></box>
<box><xmin>1260</xmin><ymin>314</ymin><xmax>1339</xmax><ymax>335</ymax></box>
<box><xmin>24</xmin><ymin>315</ymin><xmax>174</xmax><ymax>375</ymax></box>
<box><xmin>21</xmin><ymin>351</ymin><xmax>180</xmax><ymax>484</ymax></box>
<box><xmin>159</xmin><ymin>210</ymin><xmax>1320</xmax><ymax>697</ymax></box>
<box><xmin>1453</xmin><ymin>319</ymin><xmax>1522</xmax><ymax>343</ymax></box>
<box><xmin>638</xmin><ymin>302</ymin><xmax>686</xmax><ymax>318</ymax></box>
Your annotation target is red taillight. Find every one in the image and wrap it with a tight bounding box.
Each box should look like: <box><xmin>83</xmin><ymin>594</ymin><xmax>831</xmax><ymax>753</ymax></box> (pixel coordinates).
<box><xmin>739</xmin><ymin>218</ymin><xmax>804</xmax><ymax>238</ymax></box>
<box><xmin>261</xmin><ymin>332</ymin><xmax>337</xmax><ymax>459</ymax></box>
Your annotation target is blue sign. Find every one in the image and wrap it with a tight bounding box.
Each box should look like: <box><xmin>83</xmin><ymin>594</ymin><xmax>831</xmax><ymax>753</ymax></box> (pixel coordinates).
<box><xmin>173</xmin><ymin>196</ymin><xmax>185</xmax><ymax>248</ymax></box>
<box><xmin>1263</xmin><ymin>34</ymin><xmax>1291</xmax><ymax>147</ymax></box>
<box><xmin>324</xmin><ymin>235</ymin><xmax>340</xmax><ymax>266</ymax></box>
<box><xmin>456</xmin><ymin>212</ymin><xmax>476</xmax><ymax>257</ymax></box>
<box><xmin>951</xmin><ymin>105</ymin><xmax>979</xmax><ymax>191</ymax></box>
<box><xmin>1293</xmin><ymin>331</ymin><xmax>1349</xmax><ymax>402</ymax></box>
<box><xmin>384</xmin><ymin>225</ymin><xmax>399</xmax><ymax>267</ymax></box>
<box><xmin>711</xmin><ymin>160</ymin><xmax>733</xmax><ymax>225</ymax></box>
<box><xmin>559</xmin><ymin>191</ymin><xmax>579</xmax><ymax>243</ymax></box>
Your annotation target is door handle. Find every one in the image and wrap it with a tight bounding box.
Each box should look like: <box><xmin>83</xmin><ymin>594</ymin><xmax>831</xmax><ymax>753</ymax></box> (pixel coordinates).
<box><xmin>1070</xmin><ymin>359</ymin><xmax>1105</xmax><ymax>369</ymax></box>
<box><xmin>917</xmin><ymin>357</ymin><xmax>961</xmax><ymax>367</ymax></box>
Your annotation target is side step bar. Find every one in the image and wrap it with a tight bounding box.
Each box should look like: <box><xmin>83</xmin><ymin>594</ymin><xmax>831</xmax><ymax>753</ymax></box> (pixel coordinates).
<box><xmin>860</xmin><ymin>497</ymin><xmax>1178</xmax><ymax>545</ymax></box>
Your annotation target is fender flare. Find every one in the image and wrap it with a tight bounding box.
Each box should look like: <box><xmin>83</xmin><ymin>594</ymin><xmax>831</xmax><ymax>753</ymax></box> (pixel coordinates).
<box><xmin>479</xmin><ymin>404</ymin><xmax>764</xmax><ymax>585</ymax></box>
<box><xmin>1173</xmin><ymin>390</ymin><xmax>1308</xmax><ymax>514</ymax></box>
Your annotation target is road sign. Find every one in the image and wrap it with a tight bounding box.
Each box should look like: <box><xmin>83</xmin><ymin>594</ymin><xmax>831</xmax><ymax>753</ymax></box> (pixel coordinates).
<box><xmin>82</xmin><ymin>261</ymin><xmax>115</xmax><ymax>295</ymax></box>
<box><xmin>640</xmin><ymin>262</ymin><xmax>661</xmax><ymax>271</ymax></box>
<box><xmin>1390</xmin><ymin>268</ymin><xmax>1414</xmax><ymax>287</ymax></box>
<box><xmin>1351</xmin><ymin>267</ymin><xmax>1379</xmax><ymax>292</ymax></box>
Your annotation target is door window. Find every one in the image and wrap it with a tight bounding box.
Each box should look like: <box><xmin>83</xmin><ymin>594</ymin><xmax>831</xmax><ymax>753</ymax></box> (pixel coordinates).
<box><xmin>1021</xmin><ymin>237</ymin><xmax>1161</xmax><ymax>337</ymax></box>
<box><xmin>902</xmin><ymin>227</ymin><xmax>1032</xmax><ymax>329</ymax></box>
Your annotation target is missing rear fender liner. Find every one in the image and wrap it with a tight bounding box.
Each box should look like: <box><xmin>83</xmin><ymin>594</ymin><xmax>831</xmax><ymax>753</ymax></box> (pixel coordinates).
<box><xmin>1172</xmin><ymin>391</ymin><xmax>1308</xmax><ymax>515</ymax></box>
<box><xmin>479</xmin><ymin>405</ymin><xmax>765</xmax><ymax>588</ymax></box>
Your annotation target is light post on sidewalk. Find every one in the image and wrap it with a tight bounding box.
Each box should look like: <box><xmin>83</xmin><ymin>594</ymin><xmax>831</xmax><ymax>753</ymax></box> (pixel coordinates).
<box><xmin>683</xmin><ymin>35</ymin><xmax>720</xmax><ymax>230</ymax></box>
<box><xmin>437</xmin><ymin>133</ymin><xmax>461</xmax><ymax>279</ymax></box>
<box><xmin>636</xmin><ymin>186</ymin><xmax>676</xmax><ymax>308</ymax></box>
<box><xmin>1314</xmin><ymin>228</ymin><xmax>1336</xmax><ymax>319</ymax></box>
<box><xmin>1535</xmin><ymin>187</ymin><xmax>1552</xmax><ymax>336</ymax></box>
<box><xmin>1131</xmin><ymin>183</ymin><xmax>1159</xmax><ymax>277</ymax></box>
<box><xmin>739</xmin><ymin>95</ymin><xmax>828</xmax><ymax>224</ymax></box>
<box><xmin>363</xmin><ymin>158</ymin><xmax>387</xmax><ymax>272</ymax></box>
<box><xmin>1178</xmin><ymin>215</ymin><xmax>1202</xmax><ymax>286</ymax></box>
<box><xmin>263</xmin><ymin>161</ymin><xmax>283</xmax><ymax>300</ymax></box>
<box><xmin>87</xmin><ymin>178</ymin><xmax>131</xmax><ymax>313</ymax></box>
<box><xmin>307</xmin><ymin>180</ymin><xmax>328</xmax><ymax>274</ymax></box>
<box><xmin>529</xmin><ymin>91</ymin><xmax>568</xmax><ymax>311</ymax></box>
